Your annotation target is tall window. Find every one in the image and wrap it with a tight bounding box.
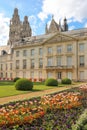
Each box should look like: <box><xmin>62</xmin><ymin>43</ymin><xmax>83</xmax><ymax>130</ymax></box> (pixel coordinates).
<box><xmin>80</xmin><ymin>71</ymin><xmax>84</xmax><ymax>80</ymax></box>
<box><xmin>67</xmin><ymin>56</ymin><xmax>72</xmax><ymax>66</ymax></box>
<box><xmin>31</xmin><ymin>71</ymin><xmax>34</xmax><ymax>79</ymax></box>
<box><xmin>39</xmin><ymin>71</ymin><xmax>42</xmax><ymax>79</ymax></box>
<box><xmin>67</xmin><ymin>44</ymin><xmax>72</xmax><ymax>52</ymax></box>
<box><xmin>67</xmin><ymin>72</ymin><xmax>72</xmax><ymax>80</ymax></box>
<box><xmin>10</xmin><ymin>63</ymin><xmax>12</xmax><ymax>70</ymax></box>
<box><xmin>6</xmin><ymin>72</ymin><xmax>7</xmax><ymax>78</ymax></box>
<box><xmin>48</xmin><ymin>47</ymin><xmax>52</xmax><ymax>54</ymax></box>
<box><xmin>16</xmin><ymin>51</ymin><xmax>20</xmax><ymax>57</ymax></box>
<box><xmin>6</xmin><ymin>64</ymin><xmax>8</xmax><ymax>70</ymax></box>
<box><xmin>79</xmin><ymin>44</ymin><xmax>84</xmax><ymax>52</ymax></box>
<box><xmin>47</xmin><ymin>72</ymin><xmax>52</xmax><ymax>78</ymax></box>
<box><xmin>16</xmin><ymin>72</ymin><xmax>19</xmax><ymax>77</ymax></box>
<box><xmin>23</xmin><ymin>72</ymin><xmax>26</xmax><ymax>78</ymax></box>
<box><xmin>31</xmin><ymin>59</ymin><xmax>34</xmax><ymax>68</ymax></box>
<box><xmin>10</xmin><ymin>73</ymin><xmax>13</xmax><ymax>78</ymax></box>
<box><xmin>31</xmin><ymin>49</ymin><xmax>35</xmax><ymax>56</ymax></box>
<box><xmin>39</xmin><ymin>58</ymin><xmax>43</xmax><ymax>68</ymax></box>
<box><xmin>47</xmin><ymin>57</ymin><xmax>53</xmax><ymax>66</ymax></box>
<box><xmin>79</xmin><ymin>56</ymin><xmax>84</xmax><ymax>66</ymax></box>
<box><xmin>16</xmin><ymin>60</ymin><xmax>19</xmax><ymax>69</ymax></box>
<box><xmin>23</xmin><ymin>59</ymin><xmax>27</xmax><ymax>69</ymax></box>
<box><xmin>1</xmin><ymin>73</ymin><xmax>3</xmax><ymax>78</ymax></box>
<box><xmin>58</xmin><ymin>72</ymin><xmax>62</xmax><ymax>79</ymax></box>
<box><xmin>57</xmin><ymin>57</ymin><xmax>61</xmax><ymax>66</ymax></box>
<box><xmin>1</xmin><ymin>64</ymin><xmax>3</xmax><ymax>70</ymax></box>
<box><xmin>39</xmin><ymin>48</ymin><xmax>43</xmax><ymax>56</ymax></box>
<box><xmin>23</xmin><ymin>50</ymin><xmax>27</xmax><ymax>56</ymax></box>
<box><xmin>57</xmin><ymin>46</ymin><xmax>62</xmax><ymax>53</ymax></box>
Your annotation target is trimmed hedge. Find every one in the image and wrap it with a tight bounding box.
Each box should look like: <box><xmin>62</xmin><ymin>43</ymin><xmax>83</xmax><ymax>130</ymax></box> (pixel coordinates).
<box><xmin>72</xmin><ymin>109</ymin><xmax>87</xmax><ymax>130</ymax></box>
<box><xmin>61</xmin><ymin>78</ymin><xmax>71</xmax><ymax>84</ymax></box>
<box><xmin>13</xmin><ymin>77</ymin><xmax>20</xmax><ymax>82</ymax></box>
<box><xmin>45</xmin><ymin>78</ymin><xmax>58</xmax><ymax>86</ymax></box>
<box><xmin>15</xmin><ymin>78</ymin><xmax>33</xmax><ymax>91</ymax></box>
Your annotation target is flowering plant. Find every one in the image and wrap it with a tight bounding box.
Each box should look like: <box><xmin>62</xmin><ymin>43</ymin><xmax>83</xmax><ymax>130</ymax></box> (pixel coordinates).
<box><xmin>0</xmin><ymin>90</ymin><xmax>83</xmax><ymax>129</ymax></box>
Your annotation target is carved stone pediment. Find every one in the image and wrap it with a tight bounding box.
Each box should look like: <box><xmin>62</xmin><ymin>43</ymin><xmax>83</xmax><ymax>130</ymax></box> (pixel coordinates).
<box><xmin>44</xmin><ymin>33</ymin><xmax>74</xmax><ymax>44</ymax></box>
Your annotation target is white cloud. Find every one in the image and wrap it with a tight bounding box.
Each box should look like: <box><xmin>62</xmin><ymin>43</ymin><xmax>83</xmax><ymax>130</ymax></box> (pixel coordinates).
<box><xmin>0</xmin><ymin>13</ymin><xmax>10</xmax><ymax>46</ymax></box>
<box><xmin>69</xmin><ymin>26</ymin><xmax>75</xmax><ymax>30</ymax></box>
<box><xmin>38</xmin><ymin>0</ymin><xmax>87</xmax><ymax>23</ymax></box>
<box><xmin>29</xmin><ymin>15</ymin><xmax>38</xmax><ymax>36</ymax></box>
<box><xmin>84</xmin><ymin>23</ymin><xmax>87</xmax><ymax>28</ymax></box>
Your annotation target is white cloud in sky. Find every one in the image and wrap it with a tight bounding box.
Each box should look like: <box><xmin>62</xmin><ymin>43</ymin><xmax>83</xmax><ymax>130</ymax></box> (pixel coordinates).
<box><xmin>0</xmin><ymin>13</ymin><xmax>10</xmax><ymax>46</ymax></box>
<box><xmin>38</xmin><ymin>0</ymin><xmax>87</xmax><ymax>23</ymax></box>
<box><xmin>84</xmin><ymin>23</ymin><xmax>87</xmax><ymax>28</ymax></box>
<box><xmin>69</xmin><ymin>26</ymin><xmax>75</xmax><ymax>30</ymax></box>
<box><xmin>29</xmin><ymin>15</ymin><xmax>38</xmax><ymax>36</ymax></box>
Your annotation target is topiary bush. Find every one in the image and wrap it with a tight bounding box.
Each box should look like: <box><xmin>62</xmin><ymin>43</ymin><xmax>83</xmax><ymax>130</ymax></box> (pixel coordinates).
<box><xmin>61</xmin><ymin>78</ymin><xmax>71</xmax><ymax>84</ymax></box>
<box><xmin>15</xmin><ymin>78</ymin><xmax>33</xmax><ymax>91</ymax></box>
<box><xmin>13</xmin><ymin>77</ymin><xmax>20</xmax><ymax>82</ymax></box>
<box><xmin>45</xmin><ymin>78</ymin><xmax>58</xmax><ymax>86</ymax></box>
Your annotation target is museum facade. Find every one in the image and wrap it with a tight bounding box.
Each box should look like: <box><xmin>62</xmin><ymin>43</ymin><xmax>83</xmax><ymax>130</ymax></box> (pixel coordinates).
<box><xmin>0</xmin><ymin>8</ymin><xmax>87</xmax><ymax>81</ymax></box>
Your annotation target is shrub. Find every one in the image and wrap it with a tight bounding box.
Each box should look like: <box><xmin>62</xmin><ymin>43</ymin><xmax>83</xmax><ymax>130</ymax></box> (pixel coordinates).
<box><xmin>45</xmin><ymin>78</ymin><xmax>58</xmax><ymax>86</ymax></box>
<box><xmin>15</xmin><ymin>78</ymin><xmax>33</xmax><ymax>91</ymax></box>
<box><xmin>13</xmin><ymin>77</ymin><xmax>20</xmax><ymax>82</ymax></box>
<box><xmin>61</xmin><ymin>78</ymin><xmax>71</xmax><ymax>84</ymax></box>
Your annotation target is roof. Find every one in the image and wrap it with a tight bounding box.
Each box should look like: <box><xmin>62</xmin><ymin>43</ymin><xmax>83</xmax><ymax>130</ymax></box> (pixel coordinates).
<box><xmin>14</xmin><ymin>33</ymin><xmax>56</xmax><ymax>47</ymax></box>
<box><xmin>0</xmin><ymin>45</ymin><xmax>11</xmax><ymax>56</ymax></box>
<box><xmin>48</xmin><ymin>18</ymin><xmax>59</xmax><ymax>33</ymax></box>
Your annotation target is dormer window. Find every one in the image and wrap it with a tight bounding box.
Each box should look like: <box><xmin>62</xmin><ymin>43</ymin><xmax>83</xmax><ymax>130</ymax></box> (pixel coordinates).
<box><xmin>1</xmin><ymin>50</ymin><xmax>7</xmax><ymax>55</ymax></box>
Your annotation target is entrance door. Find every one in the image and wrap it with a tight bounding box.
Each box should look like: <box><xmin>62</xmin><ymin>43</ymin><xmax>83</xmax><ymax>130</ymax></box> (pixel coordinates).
<box><xmin>57</xmin><ymin>72</ymin><xmax>62</xmax><ymax>82</ymax></box>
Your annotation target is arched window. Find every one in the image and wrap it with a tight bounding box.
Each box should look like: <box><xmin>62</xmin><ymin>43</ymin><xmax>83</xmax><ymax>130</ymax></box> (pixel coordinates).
<box><xmin>1</xmin><ymin>73</ymin><xmax>3</xmax><ymax>78</ymax></box>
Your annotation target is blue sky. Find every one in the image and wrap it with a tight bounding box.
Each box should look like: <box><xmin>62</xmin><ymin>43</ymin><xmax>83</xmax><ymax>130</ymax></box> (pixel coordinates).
<box><xmin>0</xmin><ymin>0</ymin><xmax>87</xmax><ymax>45</ymax></box>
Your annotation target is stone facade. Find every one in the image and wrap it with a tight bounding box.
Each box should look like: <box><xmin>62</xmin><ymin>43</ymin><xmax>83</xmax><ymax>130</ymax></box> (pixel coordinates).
<box><xmin>8</xmin><ymin>8</ymin><xmax>32</xmax><ymax>45</ymax></box>
<box><xmin>0</xmin><ymin>8</ymin><xmax>87</xmax><ymax>81</ymax></box>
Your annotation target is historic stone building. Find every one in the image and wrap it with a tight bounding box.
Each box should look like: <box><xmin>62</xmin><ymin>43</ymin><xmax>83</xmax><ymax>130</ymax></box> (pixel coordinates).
<box><xmin>0</xmin><ymin>8</ymin><xmax>87</xmax><ymax>81</ymax></box>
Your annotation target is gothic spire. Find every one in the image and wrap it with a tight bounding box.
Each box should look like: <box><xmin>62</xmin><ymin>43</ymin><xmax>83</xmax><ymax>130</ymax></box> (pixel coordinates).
<box><xmin>45</xmin><ymin>23</ymin><xmax>48</xmax><ymax>34</ymax></box>
<box><xmin>48</xmin><ymin>16</ymin><xmax>59</xmax><ymax>33</ymax></box>
<box><xmin>12</xmin><ymin>8</ymin><xmax>21</xmax><ymax>25</ymax></box>
<box><xmin>63</xmin><ymin>17</ymin><xmax>68</xmax><ymax>31</ymax></box>
<box><xmin>22</xmin><ymin>16</ymin><xmax>32</xmax><ymax>37</ymax></box>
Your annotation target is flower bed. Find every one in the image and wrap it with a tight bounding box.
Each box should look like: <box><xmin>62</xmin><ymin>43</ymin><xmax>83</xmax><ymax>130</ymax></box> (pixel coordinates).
<box><xmin>0</xmin><ymin>86</ymin><xmax>87</xmax><ymax>129</ymax></box>
<box><xmin>72</xmin><ymin>109</ymin><xmax>87</xmax><ymax>130</ymax></box>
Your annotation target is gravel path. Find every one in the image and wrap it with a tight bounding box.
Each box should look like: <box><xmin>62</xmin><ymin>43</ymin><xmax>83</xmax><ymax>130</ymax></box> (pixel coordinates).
<box><xmin>0</xmin><ymin>84</ymin><xmax>84</xmax><ymax>105</ymax></box>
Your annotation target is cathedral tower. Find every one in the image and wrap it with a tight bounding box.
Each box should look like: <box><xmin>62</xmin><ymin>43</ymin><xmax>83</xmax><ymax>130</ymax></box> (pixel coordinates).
<box><xmin>8</xmin><ymin>8</ymin><xmax>32</xmax><ymax>45</ymax></box>
<box><xmin>22</xmin><ymin>16</ymin><xmax>32</xmax><ymax>37</ymax></box>
<box><xmin>8</xmin><ymin>8</ymin><xmax>22</xmax><ymax>45</ymax></box>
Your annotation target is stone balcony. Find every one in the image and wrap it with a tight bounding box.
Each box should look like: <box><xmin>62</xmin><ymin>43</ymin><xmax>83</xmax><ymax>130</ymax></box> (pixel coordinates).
<box><xmin>45</xmin><ymin>65</ymin><xmax>74</xmax><ymax>70</ymax></box>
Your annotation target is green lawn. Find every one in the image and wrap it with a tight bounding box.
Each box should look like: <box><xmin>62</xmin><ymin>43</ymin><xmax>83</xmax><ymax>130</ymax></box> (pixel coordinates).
<box><xmin>0</xmin><ymin>81</ymin><xmax>57</xmax><ymax>98</ymax></box>
<box><xmin>0</xmin><ymin>81</ymin><xmax>78</xmax><ymax>98</ymax></box>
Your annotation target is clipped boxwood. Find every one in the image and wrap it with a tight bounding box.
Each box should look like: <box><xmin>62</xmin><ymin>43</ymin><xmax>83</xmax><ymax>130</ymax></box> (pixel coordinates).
<box><xmin>45</xmin><ymin>78</ymin><xmax>58</xmax><ymax>86</ymax></box>
<box><xmin>15</xmin><ymin>78</ymin><xmax>33</xmax><ymax>91</ymax></box>
<box><xmin>13</xmin><ymin>77</ymin><xmax>20</xmax><ymax>82</ymax></box>
<box><xmin>62</xmin><ymin>78</ymin><xmax>71</xmax><ymax>84</ymax></box>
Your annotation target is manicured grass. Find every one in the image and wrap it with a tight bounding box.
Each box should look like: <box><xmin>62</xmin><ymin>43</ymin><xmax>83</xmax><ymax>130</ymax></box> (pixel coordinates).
<box><xmin>0</xmin><ymin>81</ymin><xmax>55</xmax><ymax>98</ymax></box>
<box><xmin>0</xmin><ymin>81</ymin><xmax>79</xmax><ymax>98</ymax></box>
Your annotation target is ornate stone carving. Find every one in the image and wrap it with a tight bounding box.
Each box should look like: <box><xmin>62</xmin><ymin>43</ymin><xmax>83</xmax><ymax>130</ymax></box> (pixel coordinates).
<box><xmin>8</xmin><ymin>8</ymin><xmax>32</xmax><ymax>45</ymax></box>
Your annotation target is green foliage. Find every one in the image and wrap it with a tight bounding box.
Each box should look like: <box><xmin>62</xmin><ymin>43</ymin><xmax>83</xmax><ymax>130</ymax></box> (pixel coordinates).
<box><xmin>45</xmin><ymin>78</ymin><xmax>58</xmax><ymax>86</ymax></box>
<box><xmin>13</xmin><ymin>77</ymin><xmax>20</xmax><ymax>82</ymax></box>
<box><xmin>83</xmin><ymin>124</ymin><xmax>87</xmax><ymax>130</ymax></box>
<box><xmin>15</xmin><ymin>78</ymin><xmax>33</xmax><ymax>91</ymax></box>
<box><xmin>72</xmin><ymin>109</ymin><xmax>87</xmax><ymax>130</ymax></box>
<box><xmin>61</xmin><ymin>78</ymin><xmax>71</xmax><ymax>84</ymax></box>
